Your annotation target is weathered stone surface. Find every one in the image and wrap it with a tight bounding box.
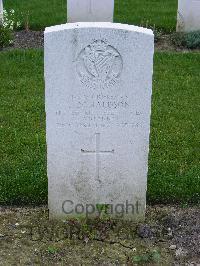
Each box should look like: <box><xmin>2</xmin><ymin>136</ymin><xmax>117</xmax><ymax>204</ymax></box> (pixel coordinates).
<box><xmin>45</xmin><ymin>22</ymin><xmax>154</xmax><ymax>220</ymax></box>
<box><xmin>177</xmin><ymin>0</ymin><xmax>200</xmax><ymax>32</ymax></box>
<box><xmin>67</xmin><ymin>0</ymin><xmax>114</xmax><ymax>22</ymax></box>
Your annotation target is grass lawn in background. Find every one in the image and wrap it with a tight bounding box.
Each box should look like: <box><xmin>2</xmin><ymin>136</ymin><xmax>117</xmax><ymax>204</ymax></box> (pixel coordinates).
<box><xmin>115</xmin><ymin>0</ymin><xmax>177</xmax><ymax>32</ymax></box>
<box><xmin>0</xmin><ymin>50</ymin><xmax>46</xmax><ymax>204</ymax></box>
<box><xmin>149</xmin><ymin>52</ymin><xmax>200</xmax><ymax>204</ymax></box>
<box><xmin>4</xmin><ymin>0</ymin><xmax>177</xmax><ymax>32</ymax></box>
<box><xmin>0</xmin><ymin>49</ymin><xmax>199</xmax><ymax>205</ymax></box>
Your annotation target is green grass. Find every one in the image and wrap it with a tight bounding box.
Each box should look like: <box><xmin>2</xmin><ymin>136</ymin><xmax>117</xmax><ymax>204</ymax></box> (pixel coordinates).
<box><xmin>115</xmin><ymin>0</ymin><xmax>177</xmax><ymax>32</ymax></box>
<box><xmin>0</xmin><ymin>50</ymin><xmax>200</xmax><ymax>205</ymax></box>
<box><xmin>0</xmin><ymin>50</ymin><xmax>46</xmax><ymax>204</ymax></box>
<box><xmin>148</xmin><ymin>52</ymin><xmax>200</xmax><ymax>204</ymax></box>
<box><xmin>4</xmin><ymin>0</ymin><xmax>67</xmax><ymax>31</ymax></box>
<box><xmin>4</xmin><ymin>0</ymin><xmax>177</xmax><ymax>32</ymax></box>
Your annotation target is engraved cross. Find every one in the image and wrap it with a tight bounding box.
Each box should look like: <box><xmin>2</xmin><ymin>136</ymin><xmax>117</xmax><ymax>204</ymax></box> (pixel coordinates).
<box><xmin>81</xmin><ymin>133</ymin><xmax>114</xmax><ymax>182</ymax></box>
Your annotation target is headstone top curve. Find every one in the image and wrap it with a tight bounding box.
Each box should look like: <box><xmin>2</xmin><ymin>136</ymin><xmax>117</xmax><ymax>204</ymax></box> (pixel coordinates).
<box><xmin>45</xmin><ymin>22</ymin><xmax>154</xmax><ymax>36</ymax></box>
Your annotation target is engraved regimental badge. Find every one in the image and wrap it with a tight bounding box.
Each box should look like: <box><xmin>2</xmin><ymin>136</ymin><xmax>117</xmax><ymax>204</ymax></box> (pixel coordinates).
<box><xmin>76</xmin><ymin>40</ymin><xmax>123</xmax><ymax>89</ymax></box>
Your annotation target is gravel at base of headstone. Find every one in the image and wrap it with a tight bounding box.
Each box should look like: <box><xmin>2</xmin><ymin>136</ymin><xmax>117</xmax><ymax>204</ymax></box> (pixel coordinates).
<box><xmin>45</xmin><ymin>22</ymin><xmax>154</xmax><ymax>221</ymax></box>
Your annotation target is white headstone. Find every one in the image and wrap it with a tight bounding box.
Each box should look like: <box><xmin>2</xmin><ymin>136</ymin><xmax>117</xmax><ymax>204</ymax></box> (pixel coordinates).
<box><xmin>67</xmin><ymin>0</ymin><xmax>114</xmax><ymax>22</ymax></box>
<box><xmin>45</xmin><ymin>22</ymin><xmax>154</xmax><ymax>221</ymax></box>
<box><xmin>0</xmin><ymin>0</ymin><xmax>3</xmax><ymax>24</ymax></box>
<box><xmin>177</xmin><ymin>0</ymin><xmax>200</xmax><ymax>32</ymax></box>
